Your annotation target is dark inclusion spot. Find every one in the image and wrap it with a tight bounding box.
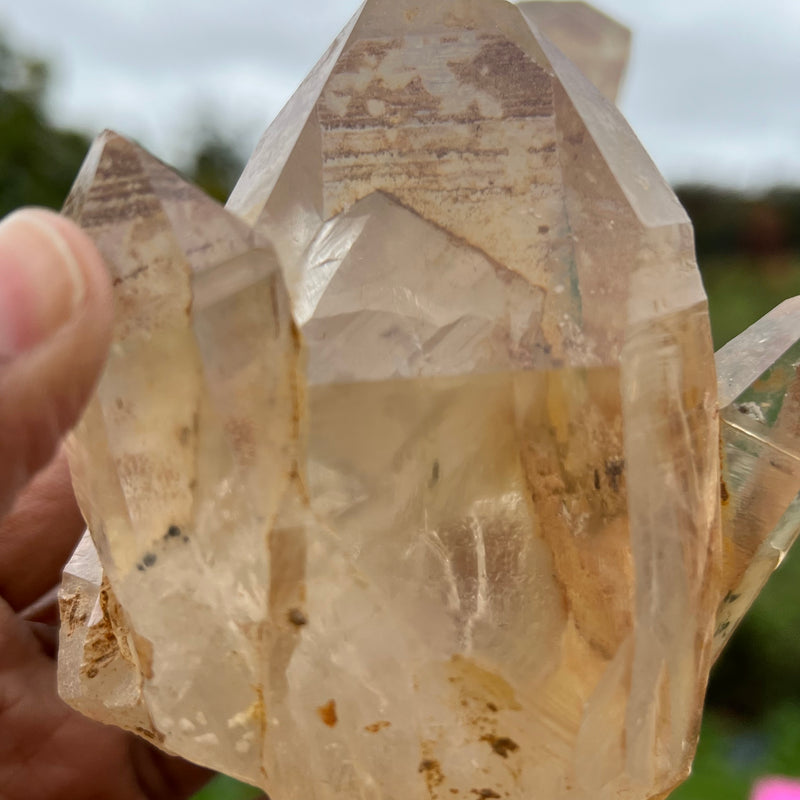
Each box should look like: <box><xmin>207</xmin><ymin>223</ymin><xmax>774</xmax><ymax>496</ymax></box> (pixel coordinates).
<box><xmin>429</xmin><ymin>459</ymin><xmax>440</xmax><ymax>488</ymax></box>
<box><xmin>419</xmin><ymin>759</ymin><xmax>438</xmax><ymax>773</ymax></box>
<box><xmin>165</xmin><ymin>525</ymin><xmax>182</xmax><ymax>540</ymax></box>
<box><xmin>604</xmin><ymin>459</ymin><xmax>625</xmax><ymax>492</ymax></box>
<box><xmin>142</xmin><ymin>552</ymin><xmax>157</xmax><ymax>568</ymax></box>
<box><xmin>473</xmin><ymin>790</ymin><xmax>501</xmax><ymax>799</ymax></box>
<box><xmin>593</xmin><ymin>469</ymin><xmax>601</xmax><ymax>491</ymax></box>
<box><xmin>492</xmin><ymin>737</ymin><xmax>519</xmax><ymax>758</ymax></box>
<box><xmin>482</xmin><ymin>734</ymin><xmax>519</xmax><ymax>758</ymax></box>
<box><xmin>288</xmin><ymin>608</ymin><xmax>308</xmax><ymax>627</ymax></box>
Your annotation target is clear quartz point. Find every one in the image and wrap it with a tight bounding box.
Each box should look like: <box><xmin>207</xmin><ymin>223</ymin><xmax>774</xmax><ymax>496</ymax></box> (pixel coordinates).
<box><xmin>713</xmin><ymin>298</ymin><xmax>800</xmax><ymax>658</ymax></box>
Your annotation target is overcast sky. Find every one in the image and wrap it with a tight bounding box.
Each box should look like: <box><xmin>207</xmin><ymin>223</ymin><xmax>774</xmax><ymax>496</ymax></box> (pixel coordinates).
<box><xmin>1</xmin><ymin>0</ymin><xmax>798</xmax><ymax>190</ymax></box>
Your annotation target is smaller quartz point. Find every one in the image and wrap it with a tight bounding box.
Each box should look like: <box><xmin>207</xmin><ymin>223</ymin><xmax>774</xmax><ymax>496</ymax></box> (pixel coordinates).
<box><xmin>59</xmin><ymin>131</ymin><xmax>300</xmax><ymax>784</ymax></box>
<box><xmin>517</xmin><ymin>1</ymin><xmax>631</xmax><ymax>103</ymax></box>
<box><xmin>58</xmin><ymin>531</ymin><xmax>152</xmax><ymax>733</ymax></box>
<box><xmin>713</xmin><ymin>297</ymin><xmax>800</xmax><ymax>657</ymax></box>
<box><xmin>297</xmin><ymin>191</ymin><xmax>548</xmax><ymax>383</ymax></box>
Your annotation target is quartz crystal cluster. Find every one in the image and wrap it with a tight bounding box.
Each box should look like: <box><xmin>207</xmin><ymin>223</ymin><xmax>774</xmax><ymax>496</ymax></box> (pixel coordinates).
<box><xmin>58</xmin><ymin>1</ymin><xmax>800</xmax><ymax>799</ymax></box>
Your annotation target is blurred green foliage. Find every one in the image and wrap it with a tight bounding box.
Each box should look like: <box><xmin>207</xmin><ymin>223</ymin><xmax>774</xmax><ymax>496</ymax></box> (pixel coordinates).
<box><xmin>701</xmin><ymin>254</ymin><xmax>800</xmax><ymax>350</ymax></box>
<box><xmin>679</xmin><ymin>187</ymin><xmax>800</xmax><ymax>263</ymax></box>
<box><xmin>2</xmin><ymin>29</ymin><xmax>800</xmax><ymax>800</ymax></box>
<box><xmin>0</xmin><ymin>38</ymin><xmax>90</xmax><ymax>215</ymax></box>
<box><xmin>672</xmin><ymin>706</ymin><xmax>800</xmax><ymax>800</ymax></box>
<box><xmin>677</xmin><ymin>186</ymin><xmax>800</xmax><ymax>349</ymax></box>
<box><xmin>193</xmin><ymin>775</ymin><xmax>264</xmax><ymax>800</ymax></box>
<box><xmin>0</xmin><ymin>35</ymin><xmax>244</xmax><ymax>217</ymax></box>
<box><xmin>188</xmin><ymin>131</ymin><xmax>247</xmax><ymax>204</ymax></box>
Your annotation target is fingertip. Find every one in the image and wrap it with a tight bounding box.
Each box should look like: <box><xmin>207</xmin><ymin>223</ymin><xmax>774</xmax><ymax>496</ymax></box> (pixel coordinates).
<box><xmin>0</xmin><ymin>208</ymin><xmax>113</xmax><ymax>511</ymax></box>
<box><xmin>23</xmin><ymin>208</ymin><xmax>113</xmax><ymax>332</ymax></box>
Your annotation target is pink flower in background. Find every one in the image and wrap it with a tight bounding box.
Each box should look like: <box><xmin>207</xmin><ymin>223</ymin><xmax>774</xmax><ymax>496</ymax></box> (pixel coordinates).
<box><xmin>753</xmin><ymin>778</ymin><xmax>800</xmax><ymax>800</ymax></box>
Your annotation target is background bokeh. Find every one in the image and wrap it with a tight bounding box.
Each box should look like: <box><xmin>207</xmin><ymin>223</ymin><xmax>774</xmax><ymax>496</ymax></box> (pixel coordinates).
<box><xmin>1</xmin><ymin>2</ymin><xmax>799</xmax><ymax>798</ymax></box>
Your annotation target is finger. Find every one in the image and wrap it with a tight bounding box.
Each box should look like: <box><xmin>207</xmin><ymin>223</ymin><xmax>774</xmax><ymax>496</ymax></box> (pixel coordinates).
<box><xmin>0</xmin><ymin>598</ymin><xmax>207</xmax><ymax>800</ymax></box>
<box><xmin>2</xmin><ymin>614</ymin><xmax>214</xmax><ymax>798</ymax></box>
<box><xmin>0</xmin><ymin>452</ymin><xmax>85</xmax><ymax>612</ymax></box>
<box><xmin>19</xmin><ymin>587</ymin><xmax>60</xmax><ymax>625</ymax></box>
<box><xmin>0</xmin><ymin>209</ymin><xmax>112</xmax><ymax>517</ymax></box>
<box><xmin>25</xmin><ymin>621</ymin><xmax>58</xmax><ymax>659</ymax></box>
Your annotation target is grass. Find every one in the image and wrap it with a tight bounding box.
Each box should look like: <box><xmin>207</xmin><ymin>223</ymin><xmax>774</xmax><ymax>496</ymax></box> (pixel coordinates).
<box><xmin>192</xmin><ymin>775</ymin><xmax>263</xmax><ymax>800</ymax></box>
<box><xmin>702</xmin><ymin>254</ymin><xmax>800</xmax><ymax>348</ymax></box>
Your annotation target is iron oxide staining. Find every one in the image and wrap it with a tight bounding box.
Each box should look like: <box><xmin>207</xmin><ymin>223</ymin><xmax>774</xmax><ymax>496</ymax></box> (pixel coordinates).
<box><xmin>419</xmin><ymin>758</ymin><xmax>445</xmax><ymax>797</ymax></box>
<box><xmin>317</xmin><ymin>699</ymin><xmax>338</xmax><ymax>727</ymax></box>
<box><xmin>365</xmin><ymin>720</ymin><xmax>392</xmax><ymax>733</ymax></box>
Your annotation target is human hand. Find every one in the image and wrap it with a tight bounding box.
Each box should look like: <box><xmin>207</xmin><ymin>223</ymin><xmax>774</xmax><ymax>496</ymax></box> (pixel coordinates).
<box><xmin>0</xmin><ymin>209</ymin><xmax>212</xmax><ymax>799</ymax></box>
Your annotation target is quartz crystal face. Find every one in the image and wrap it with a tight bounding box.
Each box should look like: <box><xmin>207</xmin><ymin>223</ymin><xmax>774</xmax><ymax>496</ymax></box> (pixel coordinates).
<box><xmin>712</xmin><ymin>298</ymin><xmax>800</xmax><ymax>658</ymax></box>
<box><xmin>58</xmin><ymin>1</ymin><xmax>800</xmax><ymax>799</ymax></box>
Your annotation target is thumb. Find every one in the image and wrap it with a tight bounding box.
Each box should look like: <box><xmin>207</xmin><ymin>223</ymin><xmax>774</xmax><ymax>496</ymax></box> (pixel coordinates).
<box><xmin>0</xmin><ymin>208</ymin><xmax>112</xmax><ymax>515</ymax></box>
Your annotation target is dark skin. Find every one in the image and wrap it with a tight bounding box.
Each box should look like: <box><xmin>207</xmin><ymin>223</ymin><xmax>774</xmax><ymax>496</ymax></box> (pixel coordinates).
<box><xmin>0</xmin><ymin>209</ymin><xmax>212</xmax><ymax>799</ymax></box>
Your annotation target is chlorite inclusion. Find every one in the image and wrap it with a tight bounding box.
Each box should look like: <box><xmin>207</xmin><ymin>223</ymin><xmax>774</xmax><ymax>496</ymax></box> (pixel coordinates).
<box><xmin>58</xmin><ymin>1</ymin><xmax>800</xmax><ymax>799</ymax></box>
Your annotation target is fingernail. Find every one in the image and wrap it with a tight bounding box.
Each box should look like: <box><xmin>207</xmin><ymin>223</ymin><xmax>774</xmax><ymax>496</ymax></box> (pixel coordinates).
<box><xmin>0</xmin><ymin>210</ymin><xmax>87</xmax><ymax>359</ymax></box>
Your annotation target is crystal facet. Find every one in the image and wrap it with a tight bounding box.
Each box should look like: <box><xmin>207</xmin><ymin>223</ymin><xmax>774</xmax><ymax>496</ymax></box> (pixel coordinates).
<box><xmin>518</xmin><ymin>2</ymin><xmax>631</xmax><ymax>103</ymax></box>
<box><xmin>58</xmin><ymin>2</ymin><xmax>800</xmax><ymax>799</ymax></box>
<box><xmin>712</xmin><ymin>298</ymin><xmax>800</xmax><ymax>657</ymax></box>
